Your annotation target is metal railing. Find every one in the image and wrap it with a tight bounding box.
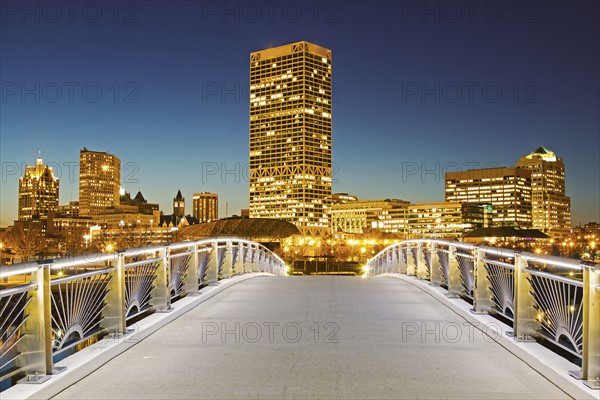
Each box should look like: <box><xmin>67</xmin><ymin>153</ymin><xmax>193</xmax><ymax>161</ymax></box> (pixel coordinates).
<box><xmin>0</xmin><ymin>238</ymin><xmax>286</xmax><ymax>389</ymax></box>
<box><xmin>366</xmin><ymin>239</ymin><xmax>600</xmax><ymax>390</ymax></box>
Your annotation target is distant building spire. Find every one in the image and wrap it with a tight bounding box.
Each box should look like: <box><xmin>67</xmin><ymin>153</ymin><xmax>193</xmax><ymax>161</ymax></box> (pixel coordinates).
<box><xmin>173</xmin><ymin>190</ymin><xmax>185</xmax><ymax>218</ymax></box>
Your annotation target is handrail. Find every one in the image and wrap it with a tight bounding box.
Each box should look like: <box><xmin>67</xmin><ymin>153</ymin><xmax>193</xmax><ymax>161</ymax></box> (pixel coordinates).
<box><xmin>370</xmin><ymin>239</ymin><xmax>588</xmax><ymax>271</ymax></box>
<box><xmin>365</xmin><ymin>239</ymin><xmax>600</xmax><ymax>390</ymax></box>
<box><xmin>0</xmin><ymin>237</ymin><xmax>287</xmax><ymax>390</ymax></box>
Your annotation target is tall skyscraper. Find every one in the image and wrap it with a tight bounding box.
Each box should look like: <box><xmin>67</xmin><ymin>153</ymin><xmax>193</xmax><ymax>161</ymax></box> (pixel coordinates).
<box><xmin>79</xmin><ymin>148</ymin><xmax>120</xmax><ymax>216</ymax></box>
<box><xmin>515</xmin><ymin>146</ymin><xmax>571</xmax><ymax>238</ymax></box>
<box><xmin>249</xmin><ymin>41</ymin><xmax>332</xmax><ymax>237</ymax></box>
<box><xmin>18</xmin><ymin>155</ymin><xmax>59</xmax><ymax>220</ymax></box>
<box><xmin>445</xmin><ymin>167</ymin><xmax>532</xmax><ymax>228</ymax></box>
<box><xmin>193</xmin><ymin>192</ymin><xmax>218</xmax><ymax>223</ymax></box>
<box><xmin>173</xmin><ymin>190</ymin><xmax>185</xmax><ymax>218</ymax></box>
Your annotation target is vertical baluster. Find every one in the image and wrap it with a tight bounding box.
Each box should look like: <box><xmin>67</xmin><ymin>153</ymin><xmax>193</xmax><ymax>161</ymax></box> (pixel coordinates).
<box><xmin>150</xmin><ymin>246</ymin><xmax>171</xmax><ymax>312</ymax></box>
<box><xmin>570</xmin><ymin>262</ymin><xmax>600</xmax><ymax>389</ymax></box>
<box><xmin>416</xmin><ymin>242</ymin><xmax>429</xmax><ymax>280</ymax></box>
<box><xmin>511</xmin><ymin>253</ymin><xmax>536</xmax><ymax>341</ymax></box>
<box><xmin>446</xmin><ymin>246</ymin><xmax>462</xmax><ymax>298</ymax></box>
<box><xmin>233</xmin><ymin>242</ymin><xmax>244</xmax><ymax>275</ymax></box>
<box><xmin>184</xmin><ymin>243</ymin><xmax>199</xmax><ymax>296</ymax></box>
<box><xmin>407</xmin><ymin>244</ymin><xmax>417</xmax><ymax>276</ymax></box>
<box><xmin>220</xmin><ymin>241</ymin><xmax>233</xmax><ymax>279</ymax></box>
<box><xmin>17</xmin><ymin>265</ymin><xmax>52</xmax><ymax>382</ymax></box>
<box><xmin>472</xmin><ymin>248</ymin><xmax>492</xmax><ymax>314</ymax></box>
<box><xmin>430</xmin><ymin>242</ymin><xmax>443</xmax><ymax>286</ymax></box>
<box><xmin>205</xmin><ymin>242</ymin><xmax>219</xmax><ymax>284</ymax></box>
<box><xmin>100</xmin><ymin>252</ymin><xmax>126</xmax><ymax>335</ymax></box>
<box><xmin>398</xmin><ymin>244</ymin><xmax>407</xmax><ymax>274</ymax></box>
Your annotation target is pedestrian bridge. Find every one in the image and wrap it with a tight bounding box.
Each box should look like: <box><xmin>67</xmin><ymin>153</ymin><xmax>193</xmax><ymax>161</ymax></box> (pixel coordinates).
<box><xmin>0</xmin><ymin>238</ymin><xmax>598</xmax><ymax>399</ymax></box>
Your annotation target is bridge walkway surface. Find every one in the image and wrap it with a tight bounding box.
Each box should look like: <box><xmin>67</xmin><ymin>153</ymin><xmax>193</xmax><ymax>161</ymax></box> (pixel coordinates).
<box><xmin>51</xmin><ymin>276</ymin><xmax>569</xmax><ymax>399</ymax></box>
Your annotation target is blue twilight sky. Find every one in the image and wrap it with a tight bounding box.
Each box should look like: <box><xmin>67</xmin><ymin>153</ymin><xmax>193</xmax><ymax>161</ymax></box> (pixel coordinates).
<box><xmin>0</xmin><ymin>1</ymin><xmax>598</xmax><ymax>226</ymax></box>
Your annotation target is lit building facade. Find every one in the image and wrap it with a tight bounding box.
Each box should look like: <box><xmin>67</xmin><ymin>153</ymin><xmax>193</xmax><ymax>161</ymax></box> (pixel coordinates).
<box><xmin>92</xmin><ymin>205</ymin><xmax>161</xmax><ymax>228</ymax></box>
<box><xmin>515</xmin><ymin>146</ymin><xmax>571</xmax><ymax>239</ymax></box>
<box><xmin>79</xmin><ymin>148</ymin><xmax>121</xmax><ymax>216</ymax></box>
<box><xmin>47</xmin><ymin>216</ymin><xmax>98</xmax><ymax>237</ymax></box>
<box><xmin>331</xmin><ymin>199</ymin><xmax>410</xmax><ymax>236</ymax></box>
<box><xmin>57</xmin><ymin>201</ymin><xmax>80</xmax><ymax>218</ymax></box>
<box><xmin>18</xmin><ymin>156</ymin><xmax>59</xmax><ymax>221</ymax></box>
<box><xmin>249</xmin><ymin>41</ymin><xmax>332</xmax><ymax>236</ymax></box>
<box><xmin>445</xmin><ymin>167</ymin><xmax>532</xmax><ymax>228</ymax></box>
<box><xmin>193</xmin><ymin>192</ymin><xmax>218</xmax><ymax>223</ymax></box>
<box><xmin>332</xmin><ymin>193</ymin><xmax>358</xmax><ymax>205</ymax></box>
<box><xmin>407</xmin><ymin>202</ymin><xmax>492</xmax><ymax>240</ymax></box>
<box><xmin>90</xmin><ymin>225</ymin><xmax>177</xmax><ymax>251</ymax></box>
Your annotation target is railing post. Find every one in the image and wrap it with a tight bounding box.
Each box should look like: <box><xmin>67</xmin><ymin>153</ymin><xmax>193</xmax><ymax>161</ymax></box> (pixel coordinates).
<box><xmin>446</xmin><ymin>246</ymin><xmax>462</xmax><ymax>298</ymax></box>
<box><xmin>243</xmin><ymin>245</ymin><xmax>251</xmax><ymax>273</ymax></box>
<box><xmin>263</xmin><ymin>253</ymin><xmax>270</xmax><ymax>274</ymax></box>
<box><xmin>571</xmin><ymin>263</ymin><xmax>600</xmax><ymax>388</ymax></box>
<box><xmin>271</xmin><ymin>255</ymin><xmax>278</xmax><ymax>275</ymax></box>
<box><xmin>390</xmin><ymin>246</ymin><xmax>398</xmax><ymax>273</ymax></box>
<box><xmin>205</xmin><ymin>242</ymin><xmax>219</xmax><ymax>283</ymax></box>
<box><xmin>430</xmin><ymin>243</ymin><xmax>443</xmax><ymax>286</ymax></box>
<box><xmin>263</xmin><ymin>251</ymin><xmax>270</xmax><ymax>274</ymax></box>
<box><xmin>416</xmin><ymin>243</ymin><xmax>428</xmax><ymax>279</ymax></box>
<box><xmin>150</xmin><ymin>246</ymin><xmax>171</xmax><ymax>312</ymax></box>
<box><xmin>17</xmin><ymin>265</ymin><xmax>52</xmax><ymax>382</ymax></box>
<box><xmin>220</xmin><ymin>240</ymin><xmax>234</xmax><ymax>279</ymax></box>
<box><xmin>100</xmin><ymin>252</ymin><xmax>126</xmax><ymax>335</ymax></box>
<box><xmin>184</xmin><ymin>243</ymin><xmax>199</xmax><ymax>296</ymax></box>
<box><xmin>385</xmin><ymin>250</ymin><xmax>392</xmax><ymax>273</ymax></box>
<box><xmin>398</xmin><ymin>244</ymin><xmax>407</xmax><ymax>274</ymax></box>
<box><xmin>267</xmin><ymin>254</ymin><xmax>274</xmax><ymax>274</ymax></box>
<box><xmin>233</xmin><ymin>242</ymin><xmax>244</xmax><ymax>275</ymax></box>
<box><xmin>281</xmin><ymin>259</ymin><xmax>287</xmax><ymax>276</ymax></box>
<box><xmin>253</xmin><ymin>246</ymin><xmax>260</xmax><ymax>272</ymax></box>
<box><xmin>245</xmin><ymin>245</ymin><xmax>252</xmax><ymax>273</ymax></box>
<box><xmin>472</xmin><ymin>248</ymin><xmax>493</xmax><ymax>314</ymax></box>
<box><xmin>242</xmin><ymin>244</ymin><xmax>250</xmax><ymax>273</ymax></box>
<box><xmin>511</xmin><ymin>253</ymin><xmax>536</xmax><ymax>341</ymax></box>
<box><xmin>406</xmin><ymin>244</ymin><xmax>417</xmax><ymax>276</ymax></box>
<box><xmin>259</xmin><ymin>249</ymin><xmax>267</xmax><ymax>272</ymax></box>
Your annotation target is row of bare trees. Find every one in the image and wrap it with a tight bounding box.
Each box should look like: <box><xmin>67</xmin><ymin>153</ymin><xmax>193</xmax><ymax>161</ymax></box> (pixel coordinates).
<box><xmin>2</xmin><ymin>223</ymin><xmax>176</xmax><ymax>264</ymax></box>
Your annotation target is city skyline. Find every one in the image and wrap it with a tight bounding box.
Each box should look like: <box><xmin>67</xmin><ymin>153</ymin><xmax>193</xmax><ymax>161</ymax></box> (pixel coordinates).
<box><xmin>1</xmin><ymin>2</ymin><xmax>598</xmax><ymax>226</ymax></box>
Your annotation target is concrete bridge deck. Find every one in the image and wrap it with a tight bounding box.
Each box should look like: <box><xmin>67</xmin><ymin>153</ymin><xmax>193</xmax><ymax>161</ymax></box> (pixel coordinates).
<box><xmin>51</xmin><ymin>276</ymin><xmax>568</xmax><ymax>399</ymax></box>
